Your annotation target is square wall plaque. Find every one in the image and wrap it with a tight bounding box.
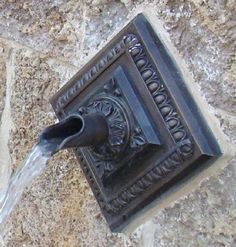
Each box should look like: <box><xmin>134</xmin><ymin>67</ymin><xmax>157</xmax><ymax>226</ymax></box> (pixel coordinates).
<box><xmin>51</xmin><ymin>14</ymin><xmax>221</xmax><ymax>232</ymax></box>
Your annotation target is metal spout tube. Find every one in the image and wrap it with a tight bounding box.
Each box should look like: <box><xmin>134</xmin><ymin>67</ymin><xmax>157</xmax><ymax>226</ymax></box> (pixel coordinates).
<box><xmin>39</xmin><ymin>113</ymin><xmax>109</xmax><ymax>156</ymax></box>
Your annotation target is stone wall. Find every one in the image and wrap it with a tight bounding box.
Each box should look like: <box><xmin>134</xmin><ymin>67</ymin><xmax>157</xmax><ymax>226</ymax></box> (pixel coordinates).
<box><xmin>0</xmin><ymin>0</ymin><xmax>235</xmax><ymax>246</ymax></box>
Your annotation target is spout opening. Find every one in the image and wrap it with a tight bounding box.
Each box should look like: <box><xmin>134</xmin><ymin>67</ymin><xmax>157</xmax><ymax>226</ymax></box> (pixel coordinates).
<box><xmin>39</xmin><ymin>113</ymin><xmax>109</xmax><ymax>156</ymax></box>
<box><xmin>39</xmin><ymin>115</ymin><xmax>85</xmax><ymax>155</ymax></box>
<box><xmin>42</xmin><ymin>115</ymin><xmax>84</xmax><ymax>141</ymax></box>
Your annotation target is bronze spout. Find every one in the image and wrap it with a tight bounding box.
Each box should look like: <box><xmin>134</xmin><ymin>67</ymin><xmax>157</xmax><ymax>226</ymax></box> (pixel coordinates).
<box><xmin>39</xmin><ymin>113</ymin><xmax>109</xmax><ymax>156</ymax></box>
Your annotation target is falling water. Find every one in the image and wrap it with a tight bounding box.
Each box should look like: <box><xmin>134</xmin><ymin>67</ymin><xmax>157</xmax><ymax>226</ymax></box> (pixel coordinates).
<box><xmin>0</xmin><ymin>145</ymin><xmax>50</xmax><ymax>230</ymax></box>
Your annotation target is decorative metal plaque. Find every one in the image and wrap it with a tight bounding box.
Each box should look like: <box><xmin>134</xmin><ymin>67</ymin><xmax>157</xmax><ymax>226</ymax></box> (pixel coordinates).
<box><xmin>50</xmin><ymin>14</ymin><xmax>221</xmax><ymax>232</ymax></box>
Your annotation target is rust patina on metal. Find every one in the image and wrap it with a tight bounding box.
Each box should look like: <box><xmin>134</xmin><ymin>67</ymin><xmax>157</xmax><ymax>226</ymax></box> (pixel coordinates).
<box><xmin>50</xmin><ymin>14</ymin><xmax>221</xmax><ymax>232</ymax></box>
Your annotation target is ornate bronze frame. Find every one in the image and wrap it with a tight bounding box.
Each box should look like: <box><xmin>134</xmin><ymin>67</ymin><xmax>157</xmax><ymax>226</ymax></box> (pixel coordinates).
<box><xmin>51</xmin><ymin>14</ymin><xmax>221</xmax><ymax>231</ymax></box>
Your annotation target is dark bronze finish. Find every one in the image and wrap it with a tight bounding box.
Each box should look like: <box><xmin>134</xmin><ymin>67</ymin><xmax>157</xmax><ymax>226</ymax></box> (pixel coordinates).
<box><xmin>50</xmin><ymin>14</ymin><xmax>221</xmax><ymax>232</ymax></box>
<box><xmin>39</xmin><ymin>113</ymin><xmax>109</xmax><ymax>156</ymax></box>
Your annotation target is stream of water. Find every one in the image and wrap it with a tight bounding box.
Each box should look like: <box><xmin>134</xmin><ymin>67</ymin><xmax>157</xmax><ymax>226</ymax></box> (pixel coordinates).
<box><xmin>0</xmin><ymin>145</ymin><xmax>50</xmax><ymax>231</ymax></box>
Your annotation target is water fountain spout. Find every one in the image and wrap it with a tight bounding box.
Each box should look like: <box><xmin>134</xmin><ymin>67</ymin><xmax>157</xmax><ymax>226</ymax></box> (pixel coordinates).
<box><xmin>38</xmin><ymin>113</ymin><xmax>109</xmax><ymax>156</ymax></box>
<box><xmin>0</xmin><ymin>113</ymin><xmax>109</xmax><ymax>229</ymax></box>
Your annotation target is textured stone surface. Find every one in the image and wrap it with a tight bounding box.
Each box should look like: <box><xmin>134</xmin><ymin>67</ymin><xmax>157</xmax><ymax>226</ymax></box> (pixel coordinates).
<box><xmin>0</xmin><ymin>0</ymin><xmax>83</xmax><ymax>64</ymax></box>
<box><xmin>152</xmin><ymin>0</ymin><xmax>236</xmax><ymax>114</ymax></box>
<box><xmin>3</xmin><ymin>151</ymin><xmax>135</xmax><ymax>247</ymax></box>
<box><xmin>131</xmin><ymin>159</ymin><xmax>236</xmax><ymax>247</ymax></box>
<box><xmin>0</xmin><ymin>0</ymin><xmax>235</xmax><ymax>246</ymax></box>
<box><xmin>0</xmin><ymin>40</ymin><xmax>9</xmax><ymax>120</ymax></box>
<box><xmin>9</xmin><ymin>48</ymin><xmax>60</xmax><ymax>171</ymax></box>
<box><xmin>1</xmin><ymin>46</ymin><xmax>134</xmax><ymax>246</ymax></box>
<box><xmin>82</xmin><ymin>1</ymin><xmax>129</xmax><ymax>59</ymax></box>
<box><xmin>0</xmin><ymin>0</ymin><xmax>130</xmax><ymax>66</ymax></box>
<box><xmin>0</xmin><ymin>40</ymin><xmax>12</xmax><ymax>207</ymax></box>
